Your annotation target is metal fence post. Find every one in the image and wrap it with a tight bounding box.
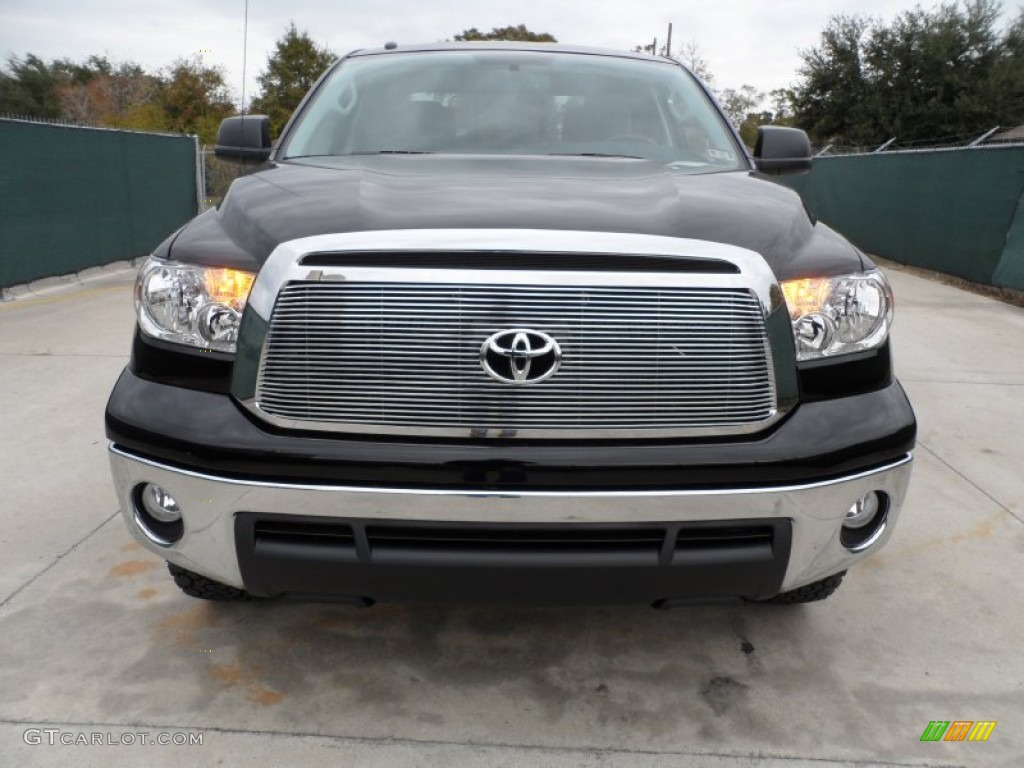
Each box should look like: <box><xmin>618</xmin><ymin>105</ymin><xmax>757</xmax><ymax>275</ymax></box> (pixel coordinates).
<box><xmin>193</xmin><ymin>135</ymin><xmax>205</xmax><ymax>213</ymax></box>
<box><xmin>968</xmin><ymin>127</ymin><xmax>1001</xmax><ymax>148</ymax></box>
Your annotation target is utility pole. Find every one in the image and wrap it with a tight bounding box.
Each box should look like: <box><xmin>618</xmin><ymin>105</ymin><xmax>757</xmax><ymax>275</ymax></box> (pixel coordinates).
<box><xmin>665</xmin><ymin>22</ymin><xmax>673</xmax><ymax>58</ymax></box>
<box><xmin>241</xmin><ymin>0</ymin><xmax>249</xmax><ymax>114</ymax></box>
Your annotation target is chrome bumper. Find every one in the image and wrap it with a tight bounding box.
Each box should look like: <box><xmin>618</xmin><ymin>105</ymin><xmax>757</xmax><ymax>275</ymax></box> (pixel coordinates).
<box><xmin>108</xmin><ymin>445</ymin><xmax>913</xmax><ymax>593</ymax></box>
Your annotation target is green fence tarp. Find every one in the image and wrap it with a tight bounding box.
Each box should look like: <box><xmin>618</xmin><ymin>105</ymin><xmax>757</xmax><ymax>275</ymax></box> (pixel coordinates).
<box><xmin>780</xmin><ymin>146</ymin><xmax>1024</xmax><ymax>290</ymax></box>
<box><xmin>992</xmin><ymin>188</ymin><xmax>1024</xmax><ymax>290</ymax></box>
<box><xmin>0</xmin><ymin>120</ymin><xmax>197</xmax><ymax>289</ymax></box>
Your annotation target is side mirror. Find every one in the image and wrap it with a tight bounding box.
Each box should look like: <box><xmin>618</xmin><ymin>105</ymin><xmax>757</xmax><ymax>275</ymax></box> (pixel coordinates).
<box><xmin>215</xmin><ymin>115</ymin><xmax>272</xmax><ymax>163</ymax></box>
<box><xmin>753</xmin><ymin>126</ymin><xmax>811</xmax><ymax>175</ymax></box>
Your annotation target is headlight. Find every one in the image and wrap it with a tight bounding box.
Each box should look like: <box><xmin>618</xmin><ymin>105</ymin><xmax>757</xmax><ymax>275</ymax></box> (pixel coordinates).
<box><xmin>780</xmin><ymin>270</ymin><xmax>893</xmax><ymax>361</ymax></box>
<box><xmin>135</xmin><ymin>257</ymin><xmax>255</xmax><ymax>353</ymax></box>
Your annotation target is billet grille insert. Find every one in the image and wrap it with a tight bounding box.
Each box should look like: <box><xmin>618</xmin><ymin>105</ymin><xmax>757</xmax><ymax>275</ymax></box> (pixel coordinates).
<box><xmin>255</xmin><ymin>280</ymin><xmax>776</xmax><ymax>436</ymax></box>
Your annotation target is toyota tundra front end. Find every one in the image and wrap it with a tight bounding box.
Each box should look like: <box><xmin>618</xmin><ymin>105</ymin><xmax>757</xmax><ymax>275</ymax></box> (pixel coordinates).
<box><xmin>105</xmin><ymin>43</ymin><xmax>915</xmax><ymax>605</ymax></box>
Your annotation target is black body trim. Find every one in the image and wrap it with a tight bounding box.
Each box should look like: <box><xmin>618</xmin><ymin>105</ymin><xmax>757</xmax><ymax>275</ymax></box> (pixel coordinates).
<box><xmin>106</xmin><ymin>369</ymin><xmax>916</xmax><ymax>490</ymax></box>
<box><xmin>130</xmin><ymin>330</ymin><xmax>234</xmax><ymax>394</ymax></box>
<box><xmin>235</xmin><ymin>514</ymin><xmax>791</xmax><ymax>603</ymax></box>
<box><xmin>129</xmin><ymin>329</ymin><xmax>893</xmax><ymax>401</ymax></box>
<box><xmin>797</xmin><ymin>342</ymin><xmax>892</xmax><ymax>401</ymax></box>
<box><xmin>299</xmin><ymin>251</ymin><xmax>740</xmax><ymax>273</ymax></box>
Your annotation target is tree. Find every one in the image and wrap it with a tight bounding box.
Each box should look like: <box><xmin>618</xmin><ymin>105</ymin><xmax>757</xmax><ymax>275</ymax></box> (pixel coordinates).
<box><xmin>768</xmin><ymin>89</ymin><xmax>797</xmax><ymax>124</ymax></box>
<box><xmin>250</xmin><ymin>23</ymin><xmax>336</xmax><ymax>137</ymax></box>
<box><xmin>790</xmin><ymin>1</ymin><xmax>1023</xmax><ymax>147</ymax></box>
<box><xmin>53</xmin><ymin>59</ymin><xmax>160</xmax><ymax>128</ymax></box>
<box><xmin>1</xmin><ymin>51</ymin><xmax>245</xmax><ymax>140</ymax></box>
<box><xmin>862</xmin><ymin>1</ymin><xmax>1003</xmax><ymax>141</ymax></box>
<box><xmin>992</xmin><ymin>8</ymin><xmax>1024</xmax><ymax>124</ymax></box>
<box><xmin>674</xmin><ymin>40</ymin><xmax>714</xmax><ymax>85</ymax></box>
<box><xmin>719</xmin><ymin>85</ymin><xmax>770</xmax><ymax>147</ymax></box>
<box><xmin>51</xmin><ymin>55</ymin><xmax>114</xmax><ymax>86</ymax></box>
<box><xmin>629</xmin><ymin>39</ymin><xmax>785</xmax><ymax>146</ymax></box>
<box><xmin>454</xmin><ymin>25</ymin><xmax>557</xmax><ymax>42</ymax></box>
<box><xmin>159</xmin><ymin>56</ymin><xmax>234</xmax><ymax>143</ymax></box>
<box><xmin>718</xmin><ymin>85</ymin><xmax>799</xmax><ymax>148</ymax></box>
<box><xmin>719</xmin><ymin>85</ymin><xmax>762</xmax><ymax>128</ymax></box>
<box><xmin>0</xmin><ymin>54</ymin><xmax>62</xmax><ymax>117</ymax></box>
<box><xmin>790</xmin><ymin>14</ymin><xmax>873</xmax><ymax>145</ymax></box>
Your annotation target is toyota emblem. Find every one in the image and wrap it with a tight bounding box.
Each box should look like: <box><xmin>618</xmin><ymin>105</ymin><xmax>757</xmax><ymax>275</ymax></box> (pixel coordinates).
<box><xmin>480</xmin><ymin>329</ymin><xmax>562</xmax><ymax>385</ymax></box>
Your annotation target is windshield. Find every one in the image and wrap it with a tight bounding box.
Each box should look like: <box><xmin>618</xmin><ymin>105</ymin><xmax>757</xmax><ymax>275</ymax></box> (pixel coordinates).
<box><xmin>281</xmin><ymin>50</ymin><xmax>747</xmax><ymax>172</ymax></box>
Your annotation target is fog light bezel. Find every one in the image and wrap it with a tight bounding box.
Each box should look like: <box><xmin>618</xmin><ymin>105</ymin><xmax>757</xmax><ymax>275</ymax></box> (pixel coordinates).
<box><xmin>132</xmin><ymin>483</ymin><xmax>185</xmax><ymax>547</ymax></box>
<box><xmin>840</xmin><ymin>491</ymin><xmax>890</xmax><ymax>552</ymax></box>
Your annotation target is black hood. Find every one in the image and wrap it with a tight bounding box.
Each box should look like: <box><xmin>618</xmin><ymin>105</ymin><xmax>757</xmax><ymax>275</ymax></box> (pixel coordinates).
<box><xmin>168</xmin><ymin>155</ymin><xmax>863</xmax><ymax>280</ymax></box>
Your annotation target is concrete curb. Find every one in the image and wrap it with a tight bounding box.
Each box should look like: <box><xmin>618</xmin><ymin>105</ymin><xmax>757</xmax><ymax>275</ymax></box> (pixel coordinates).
<box><xmin>0</xmin><ymin>258</ymin><xmax>144</xmax><ymax>302</ymax></box>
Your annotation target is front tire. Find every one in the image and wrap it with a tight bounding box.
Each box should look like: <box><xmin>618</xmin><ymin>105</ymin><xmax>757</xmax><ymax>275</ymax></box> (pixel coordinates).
<box><xmin>167</xmin><ymin>563</ymin><xmax>258</xmax><ymax>602</ymax></box>
<box><xmin>753</xmin><ymin>571</ymin><xmax>846</xmax><ymax>604</ymax></box>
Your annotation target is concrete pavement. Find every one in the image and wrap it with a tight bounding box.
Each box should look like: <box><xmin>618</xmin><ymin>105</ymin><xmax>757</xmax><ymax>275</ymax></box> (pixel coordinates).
<box><xmin>0</xmin><ymin>265</ymin><xmax>1021</xmax><ymax>767</ymax></box>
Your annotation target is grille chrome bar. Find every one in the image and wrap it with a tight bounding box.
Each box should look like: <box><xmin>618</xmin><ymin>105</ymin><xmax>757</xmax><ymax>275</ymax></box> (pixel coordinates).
<box><xmin>254</xmin><ymin>279</ymin><xmax>779</xmax><ymax>437</ymax></box>
<box><xmin>234</xmin><ymin>230</ymin><xmax>798</xmax><ymax>439</ymax></box>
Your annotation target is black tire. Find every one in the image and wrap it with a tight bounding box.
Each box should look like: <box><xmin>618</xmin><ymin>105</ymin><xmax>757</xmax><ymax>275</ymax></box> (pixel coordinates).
<box><xmin>752</xmin><ymin>571</ymin><xmax>846</xmax><ymax>605</ymax></box>
<box><xmin>167</xmin><ymin>562</ymin><xmax>258</xmax><ymax>602</ymax></box>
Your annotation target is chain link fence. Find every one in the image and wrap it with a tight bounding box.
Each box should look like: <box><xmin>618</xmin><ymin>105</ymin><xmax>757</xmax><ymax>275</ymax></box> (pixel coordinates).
<box><xmin>812</xmin><ymin>126</ymin><xmax>1024</xmax><ymax>157</ymax></box>
<box><xmin>199</xmin><ymin>147</ymin><xmax>243</xmax><ymax>212</ymax></box>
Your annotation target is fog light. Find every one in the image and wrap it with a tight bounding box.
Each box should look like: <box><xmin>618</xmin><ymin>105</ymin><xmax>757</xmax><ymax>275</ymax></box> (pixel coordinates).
<box><xmin>844</xmin><ymin>491</ymin><xmax>881</xmax><ymax>529</ymax></box>
<box><xmin>840</xmin><ymin>491</ymin><xmax>889</xmax><ymax>552</ymax></box>
<box><xmin>133</xmin><ymin>483</ymin><xmax>184</xmax><ymax>546</ymax></box>
<box><xmin>141</xmin><ymin>484</ymin><xmax>182</xmax><ymax>523</ymax></box>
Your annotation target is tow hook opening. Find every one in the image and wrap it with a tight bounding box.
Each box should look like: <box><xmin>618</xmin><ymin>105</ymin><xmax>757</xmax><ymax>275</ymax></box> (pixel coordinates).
<box><xmin>840</xmin><ymin>491</ymin><xmax>889</xmax><ymax>552</ymax></box>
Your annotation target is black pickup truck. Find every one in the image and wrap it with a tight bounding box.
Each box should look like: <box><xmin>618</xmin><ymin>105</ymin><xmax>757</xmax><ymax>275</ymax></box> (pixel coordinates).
<box><xmin>106</xmin><ymin>42</ymin><xmax>915</xmax><ymax>606</ymax></box>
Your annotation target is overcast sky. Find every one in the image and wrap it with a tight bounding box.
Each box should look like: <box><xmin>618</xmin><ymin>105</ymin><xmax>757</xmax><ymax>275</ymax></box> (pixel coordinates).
<box><xmin>2</xmin><ymin>0</ymin><xmax>1019</xmax><ymax>107</ymax></box>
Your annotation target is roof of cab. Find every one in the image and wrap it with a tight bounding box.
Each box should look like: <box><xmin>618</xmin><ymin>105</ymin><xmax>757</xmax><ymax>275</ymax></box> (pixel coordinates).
<box><xmin>347</xmin><ymin>41</ymin><xmax>673</xmax><ymax>64</ymax></box>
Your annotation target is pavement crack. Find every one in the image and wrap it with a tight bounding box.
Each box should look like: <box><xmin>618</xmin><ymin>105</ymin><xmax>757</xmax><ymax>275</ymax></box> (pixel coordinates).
<box><xmin>918</xmin><ymin>441</ymin><xmax>1023</xmax><ymax>526</ymax></box>
<box><xmin>0</xmin><ymin>716</ymin><xmax>966</xmax><ymax>767</ymax></box>
<box><xmin>0</xmin><ymin>511</ymin><xmax>118</xmax><ymax>610</ymax></box>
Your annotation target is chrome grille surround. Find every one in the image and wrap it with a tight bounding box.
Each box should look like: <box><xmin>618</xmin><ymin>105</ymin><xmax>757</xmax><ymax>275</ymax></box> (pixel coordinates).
<box><xmin>237</xmin><ymin>230</ymin><xmax>796</xmax><ymax>439</ymax></box>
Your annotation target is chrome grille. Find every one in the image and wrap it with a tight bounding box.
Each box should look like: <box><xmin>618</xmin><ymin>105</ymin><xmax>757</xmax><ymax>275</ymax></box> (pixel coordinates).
<box><xmin>255</xmin><ymin>280</ymin><xmax>777</xmax><ymax>437</ymax></box>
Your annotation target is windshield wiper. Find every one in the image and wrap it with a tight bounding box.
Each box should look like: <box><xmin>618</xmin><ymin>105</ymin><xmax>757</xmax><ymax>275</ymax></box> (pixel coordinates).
<box><xmin>348</xmin><ymin>150</ymin><xmax>435</xmax><ymax>155</ymax></box>
<box><xmin>546</xmin><ymin>152</ymin><xmax>646</xmax><ymax>160</ymax></box>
